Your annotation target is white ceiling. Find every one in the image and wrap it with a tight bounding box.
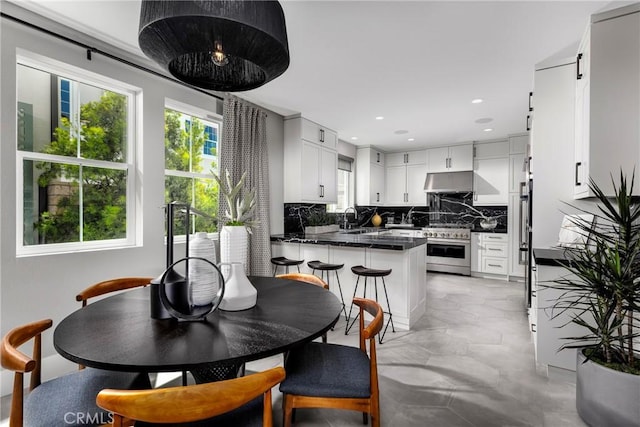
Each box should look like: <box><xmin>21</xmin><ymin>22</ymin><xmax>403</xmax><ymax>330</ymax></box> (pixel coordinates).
<box><xmin>10</xmin><ymin>0</ymin><xmax>624</xmax><ymax>151</ymax></box>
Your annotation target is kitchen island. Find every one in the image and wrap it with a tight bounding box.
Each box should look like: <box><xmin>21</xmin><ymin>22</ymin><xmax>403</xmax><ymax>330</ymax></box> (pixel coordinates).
<box><xmin>271</xmin><ymin>231</ymin><xmax>427</xmax><ymax>330</ymax></box>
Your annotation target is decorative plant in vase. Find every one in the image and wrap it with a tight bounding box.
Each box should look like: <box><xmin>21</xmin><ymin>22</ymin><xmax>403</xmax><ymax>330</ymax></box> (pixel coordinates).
<box><xmin>212</xmin><ymin>168</ymin><xmax>258</xmax><ymax>310</ymax></box>
<box><xmin>544</xmin><ymin>171</ymin><xmax>640</xmax><ymax>426</ymax></box>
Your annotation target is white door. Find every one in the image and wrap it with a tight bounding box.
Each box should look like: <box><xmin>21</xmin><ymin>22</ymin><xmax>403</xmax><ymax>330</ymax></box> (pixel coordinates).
<box><xmin>406</xmin><ymin>164</ymin><xmax>427</xmax><ymax>205</ymax></box>
<box><xmin>473</xmin><ymin>157</ymin><xmax>509</xmax><ymax>205</ymax></box>
<box><xmin>370</xmin><ymin>163</ymin><xmax>385</xmax><ymax>205</ymax></box>
<box><xmin>301</xmin><ymin>141</ymin><xmax>321</xmax><ymax>201</ymax></box>
<box><xmin>385</xmin><ymin>165</ymin><xmax>407</xmax><ymax>205</ymax></box>
<box><xmin>448</xmin><ymin>144</ymin><xmax>474</xmax><ymax>171</ymax></box>
<box><xmin>426</xmin><ymin>147</ymin><xmax>450</xmax><ymax>173</ymax></box>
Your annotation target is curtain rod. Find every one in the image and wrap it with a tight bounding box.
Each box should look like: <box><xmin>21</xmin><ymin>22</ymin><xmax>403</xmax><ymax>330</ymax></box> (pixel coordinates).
<box><xmin>0</xmin><ymin>12</ymin><xmax>224</xmax><ymax>102</ymax></box>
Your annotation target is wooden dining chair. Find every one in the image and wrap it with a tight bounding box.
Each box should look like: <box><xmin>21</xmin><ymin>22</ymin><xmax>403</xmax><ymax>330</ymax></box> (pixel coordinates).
<box><xmin>76</xmin><ymin>277</ymin><xmax>153</xmax><ymax>307</ymax></box>
<box><xmin>1</xmin><ymin>318</ymin><xmax>150</xmax><ymax>427</ymax></box>
<box><xmin>75</xmin><ymin>277</ymin><xmax>153</xmax><ymax>371</ymax></box>
<box><xmin>280</xmin><ymin>297</ymin><xmax>383</xmax><ymax>427</ymax></box>
<box><xmin>276</xmin><ymin>273</ymin><xmax>330</xmax><ymax>343</ymax></box>
<box><xmin>97</xmin><ymin>366</ymin><xmax>286</xmax><ymax>427</ymax></box>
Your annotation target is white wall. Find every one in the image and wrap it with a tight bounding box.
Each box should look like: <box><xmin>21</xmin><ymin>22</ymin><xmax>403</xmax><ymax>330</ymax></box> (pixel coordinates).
<box><xmin>0</xmin><ymin>10</ymin><xmax>284</xmax><ymax>394</ymax></box>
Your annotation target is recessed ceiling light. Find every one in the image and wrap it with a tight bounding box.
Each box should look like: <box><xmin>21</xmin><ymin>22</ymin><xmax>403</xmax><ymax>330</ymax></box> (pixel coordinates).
<box><xmin>471</xmin><ymin>98</ymin><xmax>483</xmax><ymax>104</ymax></box>
<box><xmin>483</xmin><ymin>128</ymin><xmax>493</xmax><ymax>132</ymax></box>
<box><xmin>350</xmin><ymin>136</ymin><xmax>358</xmax><ymax>140</ymax></box>
<box><xmin>408</xmin><ymin>138</ymin><xmax>415</xmax><ymax>142</ymax></box>
<box><xmin>394</xmin><ymin>130</ymin><xmax>409</xmax><ymax>135</ymax></box>
<box><xmin>475</xmin><ymin>117</ymin><xmax>493</xmax><ymax>124</ymax></box>
<box><xmin>375</xmin><ymin>116</ymin><xmax>384</xmax><ymax>120</ymax></box>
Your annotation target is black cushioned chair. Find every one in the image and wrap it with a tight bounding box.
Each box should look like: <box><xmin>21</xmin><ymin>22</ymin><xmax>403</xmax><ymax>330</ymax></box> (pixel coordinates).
<box><xmin>280</xmin><ymin>297</ymin><xmax>383</xmax><ymax>427</ymax></box>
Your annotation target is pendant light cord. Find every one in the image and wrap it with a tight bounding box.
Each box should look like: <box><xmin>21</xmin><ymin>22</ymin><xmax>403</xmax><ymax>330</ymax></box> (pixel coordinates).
<box><xmin>1</xmin><ymin>11</ymin><xmax>224</xmax><ymax>102</ymax></box>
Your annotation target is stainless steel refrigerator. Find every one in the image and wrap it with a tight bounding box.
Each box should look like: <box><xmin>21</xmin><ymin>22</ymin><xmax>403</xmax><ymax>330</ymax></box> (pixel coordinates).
<box><xmin>520</xmin><ymin>148</ymin><xmax>533</xmax><ymax>308</ymax></box>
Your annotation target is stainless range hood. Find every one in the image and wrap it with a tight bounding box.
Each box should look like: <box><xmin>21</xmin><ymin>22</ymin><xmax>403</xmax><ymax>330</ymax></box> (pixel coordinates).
<box><xmin>424</xmin><ymin>171</ymin><xmax>473</xmax><ymax>193</ymax></box>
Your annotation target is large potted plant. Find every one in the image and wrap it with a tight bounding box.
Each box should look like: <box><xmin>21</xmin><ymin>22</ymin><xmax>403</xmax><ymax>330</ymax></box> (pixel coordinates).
<box><xmin>213</xmin><ymin>169</ymin><xmax>257</xmax><ymax>274</ymax></box>
<box><xmin>546</xmin><ymin>171</ymin><xmax>640</xmax><ymax>427</ymax></box>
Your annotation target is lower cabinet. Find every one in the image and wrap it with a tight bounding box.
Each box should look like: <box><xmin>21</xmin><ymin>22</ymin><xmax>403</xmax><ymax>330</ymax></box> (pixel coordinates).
<box><xmin>271</xmin><ymin>242</ymin><xmax>427</xmax><ymax>330</ymax></box>
<box><xmin>471</xmin><ymin>233</ymin><xmax>508</xmax><ymax>277</ymax></box>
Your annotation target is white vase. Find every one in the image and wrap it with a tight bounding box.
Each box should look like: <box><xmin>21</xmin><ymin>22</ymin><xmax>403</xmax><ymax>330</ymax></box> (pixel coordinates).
<box><xmin>188</xmin><ymin>232</ymin><xmax>218</xmax><ymax>306</ymax></box>
<box><xmin>218</xmin><ymin>262</ymin><xmax>257</xmax><ymax>311</ymax></box>
<box><xmin>220</xmin><ymin>225</ymin><xmax>248</xmax><ymax>274</ymax></box>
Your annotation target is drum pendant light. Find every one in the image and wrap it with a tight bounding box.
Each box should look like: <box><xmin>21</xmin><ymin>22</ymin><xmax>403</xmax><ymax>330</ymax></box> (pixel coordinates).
<box><xmin>138</xmin><ymin>0</ymin><xmax>290</xmax><ymax>92</ymax></box>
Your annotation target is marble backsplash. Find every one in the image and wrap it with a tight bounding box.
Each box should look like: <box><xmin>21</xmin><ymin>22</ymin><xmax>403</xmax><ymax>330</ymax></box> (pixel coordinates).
<box><xmin>428</xmin><ymin>193</ymin><xmax>508</xmax><ymax>231</ymax></box>
<box><xmin>283</xmin><ymin>196</ymin><xmax>508</xmax><ymax>234</ymax></box>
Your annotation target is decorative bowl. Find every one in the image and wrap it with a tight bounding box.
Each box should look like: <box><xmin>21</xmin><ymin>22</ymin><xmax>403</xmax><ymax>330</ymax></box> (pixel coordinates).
<box><xmin>480</xmin><ymin>217</ymin><xmax>498</xmax><ymax>230</ymax></box>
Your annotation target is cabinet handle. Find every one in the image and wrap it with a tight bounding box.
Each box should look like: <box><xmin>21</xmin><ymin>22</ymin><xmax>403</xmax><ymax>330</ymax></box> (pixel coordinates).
<box><xmin>576</xmin><ymin>53</ymin><xmax>583</xmax><ymax>80</ymax></box>
<box><xmin>404</xmin><ymin>193</ymin><xmax>408</xmax><ymax>202</ymax></box>
<box><xmin>376</xmin><ymin>152</ymin><xmax>380</xmax><ymax>163</ymax></box>
<box><xmin>319</xmin><ymin>185</ymin><xmax>324</xmax><ymax>198</ymax></box>
<box><xmin>528</xmin><ymin>91</ymin><xmax>534</xmax><ymax>112</ymax></box>
<box><xmin>488</xmin><ymin>264</ymin><xmax>502</xmax><ymax>268</ymax></box>
<box><xmin>575</xmin><ymin>162</ymin><xmax>582</xmax><ymax>186</ymax></box>
<box><xmin>404</xmin><ymin>153</ymin><xmax>408</xmax><ymax>163</ymax></box>
<box><xmin>531</xmin><ymin>324</ymin><xmax>537</xmax><ymax>333</ymax></box>
<box><xmin>376</xmin><ymin>192</ymin><xmax>380</xmax><ymax>202</ymax></box>
<box><xmin>488</xmin><ymin>248</ymin><xmax>501</xmax><ymax>251</ymax></box>
<box><xmin>526</xmin><ymin>115</ymin><xmax>531</xmax><ymax>131</ymax></box>
<box><xmin>532</xmin><ymin>290</ymin><xmax>537</xmax><ymax>297</ymax></box>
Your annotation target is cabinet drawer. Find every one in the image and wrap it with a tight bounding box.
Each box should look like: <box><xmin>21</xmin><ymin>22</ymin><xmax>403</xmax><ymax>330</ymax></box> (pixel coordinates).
<box><xmin>481</xmin><ymin>234</ymin><xmax>508</xmax><ymax>243</ymax></box>
<box><xmin>483</xmin><ymin>257</ymin><xmax>508</xmax><ymax>275</ymax></box>
<box><xmin>483</xmin><ymin>243</ymin><xmax>508</xmax><ymax>258</ymax></box>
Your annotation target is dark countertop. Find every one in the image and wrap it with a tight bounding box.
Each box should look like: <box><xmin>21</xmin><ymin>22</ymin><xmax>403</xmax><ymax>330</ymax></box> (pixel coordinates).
<box><xmin>533</xmin><ymin>248</ymin><xmax>574</xmax><ymax>267</ymax></box>
<box><xmin>271</xmin><ymin>232</ymin><xmax>427</xmax><ymax>251</ymax></box>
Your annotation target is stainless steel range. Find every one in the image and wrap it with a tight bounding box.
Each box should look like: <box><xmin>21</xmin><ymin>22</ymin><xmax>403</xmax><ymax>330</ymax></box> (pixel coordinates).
<box><xmin>422</xmin><ymin>224</ymin><xmax>471</xmax><ymax>276</ymax></box>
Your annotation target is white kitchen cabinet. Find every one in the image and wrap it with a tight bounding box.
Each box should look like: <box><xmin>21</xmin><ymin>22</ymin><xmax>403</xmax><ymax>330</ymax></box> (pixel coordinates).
<box><xmin>284</xmin><ymin>116</ymin><xmax>338</xmax><ymax>203</ymax></box>
<box><xmin>509</xmin><ymin>133</ymin><xmax>528</xmax><ymax>155</ymax></box>
<box><xmin>386</xmin><ymin>150</ymin><xmax>426</xmax><ymax>167</ymax></box>
<box><xmin>385</xmin><ymin>164</ymin><xmax>427</xmax><ymax>206</ymax></box>
<box><xmin>270</xmin><ymin>241</ymin><xmax>427</xmax><ymax>330</ymax></box>
<box><xmin>301</xmin><ymin>117</ymin><xmax>337</xmax><ymax>149</ymax></box>
<box><xmin>574</xmin><ymin>5</ymin><xmax>640</xmax><ymax>198</ymax></box>
<box><xmin>356</xmin><ymin>147</ymin><xmax>385</xmax><ymax>206</ymax></box>
<box><xmin>473</xmin><ymin>157</ymin><xmax>509</xmax><ymax>206</ymax></box>
<box><xmin>473</xmin><ymin>140</ymin><xmax>509</xmax><ymax>159</ymax></box>
<box><xmin>533</xmin><ymin>256</ymin><xmax>586</xmax><ymax>372</ymax></box>
<box><xmin>471</xmin><ymin>233</ymin><xmax>508</xmax><ymax>277</ymax></box>
<box><xmin>426</xmin><ymin>144</ymin><xmax>473</xmax><ymax>172</ymax></box>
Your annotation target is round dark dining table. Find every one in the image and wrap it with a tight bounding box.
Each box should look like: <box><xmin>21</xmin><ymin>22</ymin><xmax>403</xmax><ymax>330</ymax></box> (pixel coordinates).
<box><xmin>54</xmin><ymin>276</ymin><xmax>342</xmax><ymax>381</ymax></box>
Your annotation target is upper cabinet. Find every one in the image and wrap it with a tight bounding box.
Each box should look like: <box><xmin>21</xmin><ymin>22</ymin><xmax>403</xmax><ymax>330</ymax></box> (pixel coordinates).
<box><xmin>356</xmin><ymin>147</ymin><xmax>385</xmax><ymax>206</ymax></box>
<box><xmin>284</xmin><ymin>116</ymin><xmax>338</xmax><ymax>203</ymax></box>
<box><xmin>426</xmin><ymin>144</ymin><xmax>473</xmax><ymax>172</ymax></box>
<box><xmin>301</xmin><ymin>117</ymin><xmax>338</xmax><ymax>149</ymax></box>
<box><xmin>574</xmin><ymin>5</ymin><xmax>640</xmax><ymax>198</ymax></box>
<box><xmin>473</xmin><ymin>141</ymin><xmax>509</xmax><ymax>206</ymax></box>
<box><xmin>385</xmin><ymin>150</ymin><xmax>427</xmax><ymax>206</ymax></box>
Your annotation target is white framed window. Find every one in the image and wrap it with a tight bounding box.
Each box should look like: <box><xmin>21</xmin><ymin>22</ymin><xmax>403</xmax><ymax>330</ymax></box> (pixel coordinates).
<box><xmin>327</xmin><ymin>156</ymin><xmax>354</xmax><ymax>213</ymax></box>
<box><xmin>16</xmin><ymin>53</ymin><xmax>139</xmax><ymax>256</ymax></box>
<box><xmin>164</xmin><ymin>100</ymin><xmax>221</xmax><ymax>235</ymax></box>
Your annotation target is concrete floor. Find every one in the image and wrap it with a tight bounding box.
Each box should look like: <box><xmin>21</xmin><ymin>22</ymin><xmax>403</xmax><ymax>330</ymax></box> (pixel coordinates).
<box><xmin>1</xmin><ymin>273</ymin><xmax>586</xmax><ymax>426</ymax></box>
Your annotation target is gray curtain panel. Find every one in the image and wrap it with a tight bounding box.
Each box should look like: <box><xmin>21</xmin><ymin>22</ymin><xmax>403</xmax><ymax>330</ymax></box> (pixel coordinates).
<box><xmin>220</xmin><ymin>95</ymin><xmax>272</xmax><ymax>276</ymax></box>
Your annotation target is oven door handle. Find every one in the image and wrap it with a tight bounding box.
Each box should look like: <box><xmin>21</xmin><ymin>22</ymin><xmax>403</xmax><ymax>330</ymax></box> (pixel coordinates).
<box><xmin>427</xmin><ymin>238</ymin><xmax>470</xmax><ymax>245</ymax></box>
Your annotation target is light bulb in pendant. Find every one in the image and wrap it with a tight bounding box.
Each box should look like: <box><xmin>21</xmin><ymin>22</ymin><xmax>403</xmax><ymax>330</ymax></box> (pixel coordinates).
<box><xmin>211</xmin><ymin>42</ymin><xmax>229</xmax><ymax>67</ymax></box>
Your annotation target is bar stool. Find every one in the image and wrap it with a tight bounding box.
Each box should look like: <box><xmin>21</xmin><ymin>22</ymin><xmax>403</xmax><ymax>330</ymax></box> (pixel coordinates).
<box><xmin>307</xmin><ymin>260</ymin><xmax>348</xmax><ymax>321</ymax></box>
<box><xmin>271</xmin><ymin>256</ymin><xmax>304</xmax><ymax>276</ymax></box>
<box><xmin>345</xmin><ymin>265</ymin><xmax>396</xmax><ymax>343</ymax></box>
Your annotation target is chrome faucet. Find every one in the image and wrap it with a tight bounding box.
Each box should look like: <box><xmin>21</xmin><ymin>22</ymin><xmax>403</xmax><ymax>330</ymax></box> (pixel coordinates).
<box><xmin>343</xmin><ymin>207</ymin><xmax>357</xmax><ymax>229</ymax></box>
<box><xmin>406</xmin><ymin>207</ymin><xmax>415</xmax><ymax>224</ymax></box>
